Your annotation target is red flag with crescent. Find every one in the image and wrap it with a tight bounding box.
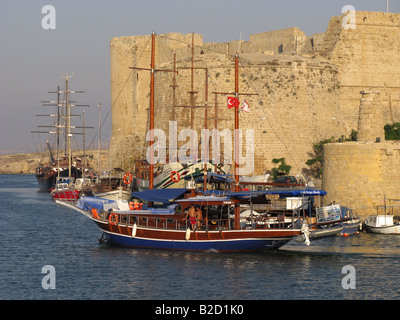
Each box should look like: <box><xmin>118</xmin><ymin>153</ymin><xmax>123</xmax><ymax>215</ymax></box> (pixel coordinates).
<box><xmin>240</xmin><ymin>100</ymin><xmax>250</xmax><ymax>113</ymax></box>
<box><xmin>227</xmin><ymin>97</ymin><xmax>240</xmax><ymax>109</ymax></box>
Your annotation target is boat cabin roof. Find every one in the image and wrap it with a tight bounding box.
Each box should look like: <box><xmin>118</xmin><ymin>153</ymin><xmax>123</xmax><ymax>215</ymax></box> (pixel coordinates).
<box><xmin>367</xmin><ymin>215</ymin><xmax>394</xmax><ymax>227</ymax></box>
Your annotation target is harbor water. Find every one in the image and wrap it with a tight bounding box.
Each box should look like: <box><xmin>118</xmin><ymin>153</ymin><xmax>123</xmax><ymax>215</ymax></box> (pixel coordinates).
<box><xmin>1</xmin><ymin>174</ymin><xmax>400</xmax><ymax>300</ymax></box>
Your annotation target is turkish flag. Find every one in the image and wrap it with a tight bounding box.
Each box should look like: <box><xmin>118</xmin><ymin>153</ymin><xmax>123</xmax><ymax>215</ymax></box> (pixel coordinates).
<box><xmin>227</xmin><ymin>97</ymin><xmax>240</xmax><ymax>109</ymax></box>
<box><xmin>240</xmin><ymin>100</ymin><xmax>250</xmax><ymax>113</ymax></box>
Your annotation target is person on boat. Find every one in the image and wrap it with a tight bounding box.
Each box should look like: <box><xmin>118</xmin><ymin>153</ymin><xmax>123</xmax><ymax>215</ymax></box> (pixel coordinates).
<box><xmin>184</xmin><ymin>204</ymin><xmax>197</xmax><ymax>230</ymax></box>
<box><xmin>195</xmin><ymin>206</ymin><xmax>203</xmax><ymax>229</ymax></box>
<box><xmin>277</xmin><ymin>212</ymin><xmax>285</xmax><ymax>228</ymax></box>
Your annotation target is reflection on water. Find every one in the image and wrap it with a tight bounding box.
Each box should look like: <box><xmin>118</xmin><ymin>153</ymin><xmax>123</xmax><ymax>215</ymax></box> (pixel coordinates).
<box><xmin>282</xmin><ymin>232</ymin><xmax>400</xmax><ymax>258</ymax></box>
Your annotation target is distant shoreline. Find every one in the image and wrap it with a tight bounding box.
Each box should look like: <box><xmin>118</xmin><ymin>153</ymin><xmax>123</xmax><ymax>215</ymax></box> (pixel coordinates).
<box><xmin>0</xmin><ymin>149</ymin><xmax>108</xmax><ymax>175</ymax></box>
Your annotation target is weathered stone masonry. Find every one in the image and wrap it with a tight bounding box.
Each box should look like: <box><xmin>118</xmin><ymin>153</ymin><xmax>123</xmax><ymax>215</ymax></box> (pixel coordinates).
<box><xmin>109</xmin><ymin>11</ymin><xmax>400</xmax><ymax>216</ymax></box>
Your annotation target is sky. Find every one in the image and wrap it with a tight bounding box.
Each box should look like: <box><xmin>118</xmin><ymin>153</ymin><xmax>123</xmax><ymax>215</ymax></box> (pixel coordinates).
<box><xmin>0</xmin><ymin>0</ymin><xmax>398</xmax><ymax>154</ymax></box>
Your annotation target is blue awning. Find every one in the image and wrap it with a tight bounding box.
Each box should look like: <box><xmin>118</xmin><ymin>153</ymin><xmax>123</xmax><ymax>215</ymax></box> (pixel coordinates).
<box><xmin>131</xmin><ymin>188</ymin><xmax>188</xmax><ymax>203</ymax></box>
<box><xmin>183</xmin><ymin>172</ymin><xmax>235</xmax><ymax>183</ymax></box>
<box><xmin>201</xmin><ymin>188</ymin><xmax>327</xmax><ymax>198</ymax></box>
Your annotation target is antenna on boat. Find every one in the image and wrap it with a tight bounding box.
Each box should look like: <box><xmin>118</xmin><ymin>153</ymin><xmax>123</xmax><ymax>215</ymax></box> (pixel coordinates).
<box><xmin>98</xmin><ymin>103</ymin><xmax>101</xmax><ymax>173</ymax></box>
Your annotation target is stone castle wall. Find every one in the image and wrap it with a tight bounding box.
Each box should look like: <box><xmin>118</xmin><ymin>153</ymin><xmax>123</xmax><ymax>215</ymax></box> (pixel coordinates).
<box><xmin>323</xmin><ymin>141</ymin><xmax>400</xmax><ymax>217</ymax></box>
<box><xmin>109</xmin><ymin>11</ymin><xmax>400</xmax><ymax>180</ymax></box>
<box><xmin>323</xmin><ymin>90</ymin><xmax>400</xmax><ymax>218</ymax></box>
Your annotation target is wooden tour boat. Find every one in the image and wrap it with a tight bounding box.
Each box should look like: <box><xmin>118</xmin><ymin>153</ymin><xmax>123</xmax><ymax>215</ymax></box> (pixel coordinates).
<box><xmin>59</xmin><ymin>188</ymin><xmax>320</xmax><ymax>252</ymax></box>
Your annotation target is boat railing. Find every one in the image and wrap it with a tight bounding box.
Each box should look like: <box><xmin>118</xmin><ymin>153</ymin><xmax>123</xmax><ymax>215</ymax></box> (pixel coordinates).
<box><xmin>86</xmin><ymin>207</ymin><xmax>300</xmax><ymax>231</ymax></box>
<box><xmin>377</xmin><ymin>198</ymin><xmax>400</xmax><ymax>218</ymax></box>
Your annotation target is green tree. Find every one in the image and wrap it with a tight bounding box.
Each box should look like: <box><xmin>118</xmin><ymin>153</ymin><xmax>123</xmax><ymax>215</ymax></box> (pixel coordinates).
<box><xmin>384</xmin><ymin>123</ymin><xmax>400</xmax><ymax>140</ymax></box>
<box><xmin>271</xmin><ymin>158</ymin><xmax>292</xmax><ymax>180</ymax></box>
<box><xmin>305</xmin><ymin>137</ymin><xmax>335</xmax><ymax>179</ymax></box>
<box><xmin>305</xmin><ymin>130</ymin><xmax>357</xmax><ymax>179</ymax></box>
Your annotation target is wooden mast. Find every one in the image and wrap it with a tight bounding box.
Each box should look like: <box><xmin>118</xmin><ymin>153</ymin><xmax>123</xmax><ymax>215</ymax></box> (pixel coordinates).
<box><xmin>212</xmin><ymin>54</ymin><xmax>257</xmax><ymax>229</ymax></box>
<box><xmin>234</xmin><ymin>54</ymin><xmax>239</xmax><ymax>192</ymax></box>
<box><xmin>203</xmin><ymin>68</ymin><xmax>208</xmax><ymax>192</ymax></box>
<box><xmin>233</xmin><ymin>54</ymin><xmax>240</xmax><ymax>229</ymax></box>
<box><xmin>149</xmin><ymin>31</ymin><xmax>155</xmax><ymax>190</ymax></box>
<box><xmin>66</xmin><ymin>75</ymin><xmax>72</xmax><ymax>178</ymax></box>
<box><xmin>129</xmin><ymin>32</ymin><xmax>177</xmax><ymax>191</ymax></box>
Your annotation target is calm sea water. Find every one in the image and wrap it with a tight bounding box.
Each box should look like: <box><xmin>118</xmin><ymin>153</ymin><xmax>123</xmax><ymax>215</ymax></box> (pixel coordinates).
<box><xmin>1</xmin><ymin>174</ymin><xmax>400</xmax><ymax>301</ymax></box>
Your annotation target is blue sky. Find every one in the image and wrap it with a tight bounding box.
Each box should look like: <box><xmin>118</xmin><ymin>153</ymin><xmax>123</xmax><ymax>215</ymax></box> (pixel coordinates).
<box><xmin>0</xmin><ymin>0</ymin><xmax>398</xmax><ymax>154</ymax></box>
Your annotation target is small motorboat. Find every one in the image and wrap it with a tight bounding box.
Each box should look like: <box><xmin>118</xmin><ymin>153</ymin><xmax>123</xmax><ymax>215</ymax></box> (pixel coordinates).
<box><xmin>363</xmin><ymin>215</ymin><xmax>400</xmax><ymax>235</ymax></box>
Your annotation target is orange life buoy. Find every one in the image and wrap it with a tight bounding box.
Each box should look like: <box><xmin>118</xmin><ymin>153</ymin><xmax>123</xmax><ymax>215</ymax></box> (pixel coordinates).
<box><xmin>91</xmin><ymin>208</ymin><xmax>99</xmax><ymax>219</ymax></box>
<box><xmin>170</xmin><ymin>171</ymin><xmax>180</xmax><ymax>183</ymax></box>
<box><xmin>108</xmin><ymin>212</ymin><xmax>118</xmax><ymax>225</ymax></box>
<box><xmin>123</xmin><ymin>172</ymin><xmax>133</xmax><ymax>185</ymax></box>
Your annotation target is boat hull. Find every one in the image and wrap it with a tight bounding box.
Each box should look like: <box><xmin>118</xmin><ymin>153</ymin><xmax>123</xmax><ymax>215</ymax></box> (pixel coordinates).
<box><xmin>295</xmin><ymin>224</ymin><xmax>343</xmax><ymax>242</ymax></box>
<box><xmin>36</xmin><ymin>173</ymin><xmax>55</xmax><ymax>192</ymax></box>
<box><xmin>341</xmin><ymin>218</ymin><xmax>361</xmax><ymax>235</ymax></box>
<box><xmin>106</xmin><ymin>232</ymin><xmax>291</xmax><ymax>252</ymax></box>
<box><xmin>95</xmin><ymin>222</ymin><xmax>299</xmax><ymax>252</ymax></box>
<box><xmin>35</xmin><ymin>166</ymin><xmax>83</xmax><ymax>192</ymax></box>
<box><xmin>363</xmin><ymin>224</ymin><xmax>400</xmax><ymax>235</ymax></box>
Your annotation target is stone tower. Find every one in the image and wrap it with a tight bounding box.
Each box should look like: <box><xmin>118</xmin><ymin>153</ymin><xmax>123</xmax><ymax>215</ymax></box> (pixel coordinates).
<box><xmin>322</xmin><ymin>90</ymin><xmax>400</xmax><ymax>218</ymax></box>
<box><xmin>357</xmin><ymin>90</ymin><xmax>385</xmax><ymax>143</ymax></box>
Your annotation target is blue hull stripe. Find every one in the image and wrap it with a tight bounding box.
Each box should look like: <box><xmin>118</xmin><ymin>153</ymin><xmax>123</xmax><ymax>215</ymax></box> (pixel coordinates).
<box><xmin>106</xmin><ymin>233</ymin><xmax>291</xmax><ymax>252</ymax></box>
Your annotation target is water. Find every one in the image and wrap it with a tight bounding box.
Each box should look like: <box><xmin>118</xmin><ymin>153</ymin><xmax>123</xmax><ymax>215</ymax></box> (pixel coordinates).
<box><xmin>1</xmin><ymin>174</ymin><xmax>400</xmax><ymax>300</ymax></box>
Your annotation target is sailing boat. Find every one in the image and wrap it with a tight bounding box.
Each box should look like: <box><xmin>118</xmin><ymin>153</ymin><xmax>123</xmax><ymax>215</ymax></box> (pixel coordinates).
<box><xmin>57</xmin><ymin>33</ymin><xmax>311</xmax><ymax>252</ymax></box>
<box><xmin>134</xmin><ymin>33</ymin><xmax>229</xmax><ymax>191</ymax></box>
<box><xmin>32</xmin><ymin>85</ymin><xmax>86</xmax><ymax>192</ymax></box>
<box><xmin>47</xmin><ymin>76</ymin><xmax>91</xmax><ymax>201</ymax></box>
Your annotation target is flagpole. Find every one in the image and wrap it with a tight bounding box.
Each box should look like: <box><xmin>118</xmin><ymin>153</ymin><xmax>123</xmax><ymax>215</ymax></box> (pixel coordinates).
<box><xmin>234</xmin><ymin>54</ymin><xmax>240</xmax><ymax>230</ymax></box>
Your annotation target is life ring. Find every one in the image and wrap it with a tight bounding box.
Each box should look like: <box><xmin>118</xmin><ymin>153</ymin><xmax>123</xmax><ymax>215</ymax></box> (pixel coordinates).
<box><xmin>108</xmin><ymin>212</ymin><xmax>118</xmax><ymax>226</ymax></box>
<box><xmin>123</xmin><ymin>172</ymin><xmax>133</xmax><ymax>185</ymax></box>
<box><xmin>171</xmin><ymin>171</ymin><xmax>180</xmax><ymax>183</ymax></box>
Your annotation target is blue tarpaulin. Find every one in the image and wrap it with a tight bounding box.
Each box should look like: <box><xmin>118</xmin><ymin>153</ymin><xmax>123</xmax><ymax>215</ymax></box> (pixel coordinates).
<box><xmin>131</xmin><ymin>188</ymin><xmax>188</xmax><ymax>203</ymax></box>
<box><xmin>76</xmin><ymin>196</ymin><xmax>116</xmax><ymax>211</ymax></box>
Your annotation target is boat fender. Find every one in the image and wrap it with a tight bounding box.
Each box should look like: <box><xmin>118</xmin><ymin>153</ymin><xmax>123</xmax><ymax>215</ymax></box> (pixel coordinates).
<box><xmin>132</xmin><ymin>223</ymin><xmax>137</xmax><ymax>238</ymax></box>
<box><xmin>301</xmin><ymin>220</ymin><xmax>310</xmax><ymax>246</ymax></box>
<box><xmin>185</xmin><ymin>228</ymin><xmax>191</xmax><ymax>241</ymax></box>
